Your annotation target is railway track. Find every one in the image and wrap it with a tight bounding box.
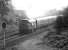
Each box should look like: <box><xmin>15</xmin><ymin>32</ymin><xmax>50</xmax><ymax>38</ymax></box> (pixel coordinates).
<box><xmin>5</xmin><ymin>23</ymin><xmax>54</xmax><ymax>48</ymax></box>
<box><xmin>0</xmin><ymin>22</ymin><xmax>54</xmax><ymax>50</ymax></box>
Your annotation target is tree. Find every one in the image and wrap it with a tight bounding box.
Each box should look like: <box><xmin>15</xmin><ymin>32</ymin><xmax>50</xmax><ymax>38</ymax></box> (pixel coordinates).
<box><xmin>0</xmin><ymin>0</ymin><xmax>9</xmax><ymax>17</ymax></box>
<box><xmin>62</xmin><ymin>6</ymin><xmax>68</xmax><ymax>16</ymax></box>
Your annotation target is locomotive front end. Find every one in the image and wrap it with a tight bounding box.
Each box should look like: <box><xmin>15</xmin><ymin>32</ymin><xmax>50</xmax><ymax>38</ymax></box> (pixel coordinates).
<box><xmin>19</xmin><ymin>19</ymin><xmax>36</xmax><ymax>35</ymax></box>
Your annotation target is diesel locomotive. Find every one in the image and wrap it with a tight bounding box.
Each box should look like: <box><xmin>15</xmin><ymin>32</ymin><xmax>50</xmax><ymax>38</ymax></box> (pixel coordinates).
<box><xmin>19</xmin><ymin>16</ymin><xmax>57</xmax><ymax>34</ymax></box>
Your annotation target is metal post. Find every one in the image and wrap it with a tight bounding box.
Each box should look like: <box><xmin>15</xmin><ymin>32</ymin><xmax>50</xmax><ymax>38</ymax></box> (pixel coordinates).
<box><xmin>2</xmin><ymin>22</ymin><xmax>6</xmax><ymax>49</ymax></box>
<box><xmin>36</xmin><ymin>19</ymin><xmax>37</xmax><ymax>30</ymax></box>
<box><xmin>32</xmin><ymin>23</ymin><xmax>33</xmax><ymax>33</ymax></box>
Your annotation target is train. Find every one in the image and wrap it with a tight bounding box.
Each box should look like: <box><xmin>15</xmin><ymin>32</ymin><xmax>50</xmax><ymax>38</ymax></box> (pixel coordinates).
<box><xmin>19</xmin><ymin>16</ymin><xmax>57</xmax><ymax>34</ymax></box>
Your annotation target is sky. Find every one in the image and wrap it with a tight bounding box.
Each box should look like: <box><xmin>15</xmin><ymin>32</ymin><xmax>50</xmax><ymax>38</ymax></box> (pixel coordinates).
<box><xmin>11</xmin><ymin>0</ymin><xmax>68</xmax><ymax>19</ymax></box>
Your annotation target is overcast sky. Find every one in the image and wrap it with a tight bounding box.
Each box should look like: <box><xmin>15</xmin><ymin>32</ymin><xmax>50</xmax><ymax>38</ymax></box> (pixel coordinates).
<box><xmin>11</xmin><ymin>0</ymin><xmax>68</xmax><ymax>19</ymax></box>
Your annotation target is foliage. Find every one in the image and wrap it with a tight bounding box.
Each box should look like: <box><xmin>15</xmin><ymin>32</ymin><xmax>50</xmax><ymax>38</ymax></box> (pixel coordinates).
<box><xmin>62</xmin><ymin>6</ymin><xmax>68</xmax><ymax>16</ymax></box>
<box><xmin>0</xmin><ymin>0</ymin><xmax>9</xmax><ymax>17</ymax></box>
